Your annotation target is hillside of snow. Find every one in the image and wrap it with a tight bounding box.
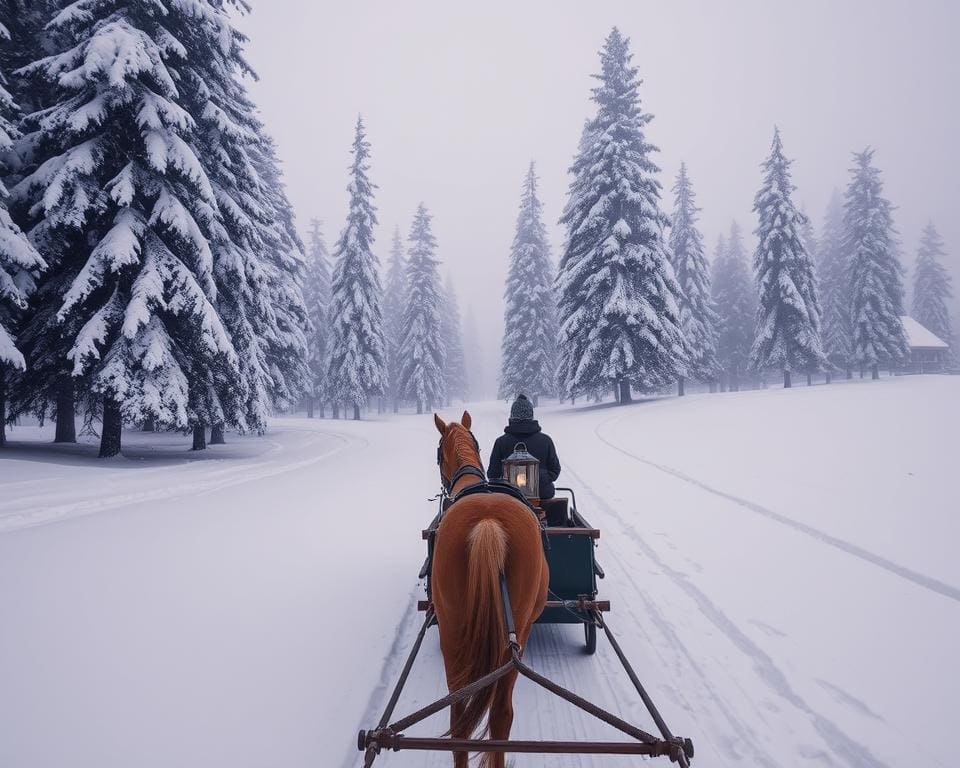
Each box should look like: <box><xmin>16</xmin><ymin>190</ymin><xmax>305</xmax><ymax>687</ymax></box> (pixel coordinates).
<box><xmin>1</xmin><ymin>375</ymin><xmax>957</xmax><ymax>768</ymax></box>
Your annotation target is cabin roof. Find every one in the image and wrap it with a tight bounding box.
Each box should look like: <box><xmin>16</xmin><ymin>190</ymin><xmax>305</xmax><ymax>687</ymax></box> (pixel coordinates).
<box><xmin>901</xmin><ymin>315</ymin><xmax>949</xmax><ymax>349</ymax></box>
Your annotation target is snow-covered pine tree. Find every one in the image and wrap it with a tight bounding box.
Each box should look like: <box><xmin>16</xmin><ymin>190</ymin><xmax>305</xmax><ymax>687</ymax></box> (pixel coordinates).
<box><xmin>912</xmin><ymin>221</ymin><xmax>955</xmax><ymax>365</ymax></box>
<box><xmin>440</xmin><ymin>274</ymin><xmax>468</xmax><ymax>404</ymax></box>
<box><xmin>383</xmin><ymin>226</ymin><xmax>407</xmax><ymax>412</ymax></box>
<box><xmin>709</xmin><ymin>233</ymin><xmax>727</xmax><ymax>385</ymax></box>
<box><xmin>800</xmin><ymin>212</ymin><xmax>822</xmax><ymax>387</ymax></box>
<box><xmin>799</xmin><ymin>205</ymin><xmax>818</xmax><ymax>267</ymax></box>
<box><xmin>799</xmin><ymin>204</ymin><xmax>822</xmax><ymax>385</ymax></box>
<box><xmin>188</xmin><ymin>43</ymin><xmax>266</xmax><ymax>445</ymax></box>
<box><xmin>302</xmin><ymin>219</ymin><xmax>332</xmax><ymax>417</ymax></box>
<box><xmin>667</xmin><ymin>162</ymin><xmax>718</xmax><ymax>395</ymax></box>
<box><xmin>0</xmin><ymin>26</ymin><xmax>46</xmax><ymax>445</ymax></box>
<box><xmin>556</xmin><ymin>28</ymin><xmax>686</xmax><ymax>403</ymax></box>
<box><xmin>799</xmin><ymin>205</ymin><xmax>822</xmax><ymax>385</ymax></box>
<box><xmin>12</xmin><ymin>0</ymin><xmax>245</xmax><ymax>457</ymax></box>
<box><xmin>178</xmin><ymin>14</ymin><xmax>309</xmax><ymax>446</ymax></box>
<box><xmin>398</xmin><ymin>204</ymin><xmax>444</xmax><ymax>413</ymax></box>
<box><xmin>326</xmin><ymin>116</ymin><xmax>386</xmax><ymax>420</ymax></box>
<box><xmin>500</xmin><ymin>162</ymin><xmax>558</xmax><ymax>403</ymax></box>
<box><xmin>711</xmin><ymin>222</ymin><xmax>757</xmax><ymax>391</ymax></box>
<box><xmin>2</xmin><ymin>1</ymin><xmax>78</xmax><ymax>443</ymax></box>
<box><xmin>748</xmin><ymin>128</ymin><xmax>826</xmax><ymax>388</ymax></box>
<box><xmin>248</xmin><ymin>135</ymin><xmax>309</xmax><ymax>418</ymax></box>
<box><xmin>817</xmin><ymin>190</ymin><xmax>853</xmax><ymax>380</ymax></box>
<box><xmin>0</xmin><ymin>2</ymin><xmax>56</xmax><ymax>114</ymax></box>
<box><xmin>844</xmin><ymin>148</ymin><xmax>909</xmax><ymax>379</ymax></box>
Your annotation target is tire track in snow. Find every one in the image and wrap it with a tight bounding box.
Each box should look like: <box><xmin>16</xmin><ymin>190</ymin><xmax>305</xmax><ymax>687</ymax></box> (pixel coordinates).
<box><xmin>562</xmin><ymin>462</ymin><xmax>891</xmax><ymax>768</ymax></box>
<box><xmin>593</xmin><ymin>419</ymin><xmax>960</xmax><ymax>605</ymax></box>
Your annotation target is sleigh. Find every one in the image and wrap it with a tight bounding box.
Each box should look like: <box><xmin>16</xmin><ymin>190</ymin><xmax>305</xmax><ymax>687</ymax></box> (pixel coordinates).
<box><xmin>357</xmin><ymin>485</ymin><xmax>695</xmax><ymax>766</ymax></box>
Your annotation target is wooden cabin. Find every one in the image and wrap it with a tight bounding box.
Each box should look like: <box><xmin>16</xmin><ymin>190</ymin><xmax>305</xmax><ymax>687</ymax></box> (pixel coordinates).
<box><xmin>900</xmin><ymin>315</ymin><xmax>950</xmax><ymax>373</ymax></box>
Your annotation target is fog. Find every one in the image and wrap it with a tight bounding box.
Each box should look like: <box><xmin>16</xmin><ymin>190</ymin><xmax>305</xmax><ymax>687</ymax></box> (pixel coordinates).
<box><xmin>238</xmin><ymin>0</ymin><xmax>960</xmax><ymax>398</ymax></box>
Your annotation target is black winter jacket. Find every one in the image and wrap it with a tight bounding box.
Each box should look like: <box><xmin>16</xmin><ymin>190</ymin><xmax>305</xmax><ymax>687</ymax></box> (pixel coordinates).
<box><xmin>487</xmin><ymin>419</ymin><xmax>562</xmax><ymax>500</ymax></box>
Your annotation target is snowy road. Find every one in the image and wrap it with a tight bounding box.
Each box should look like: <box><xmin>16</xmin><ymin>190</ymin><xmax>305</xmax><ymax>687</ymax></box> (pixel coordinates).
<box><xmin>2</xmin><ymin>376</ymin><xmax>958</xmax><ymax>768</ymax></box>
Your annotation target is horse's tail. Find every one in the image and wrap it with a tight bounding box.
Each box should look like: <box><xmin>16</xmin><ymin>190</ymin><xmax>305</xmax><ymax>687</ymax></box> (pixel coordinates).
<box><xmin>449</xmin><ymin>518</ymin><xmax>509</xmax><ymax>739</ymax></box>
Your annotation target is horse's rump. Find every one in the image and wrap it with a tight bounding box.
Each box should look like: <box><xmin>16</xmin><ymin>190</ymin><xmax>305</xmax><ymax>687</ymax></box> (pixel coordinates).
<box><xmin>433</xmin><ymin>495</ymin><xmax>548</xmax><ymax>741</ymax></box>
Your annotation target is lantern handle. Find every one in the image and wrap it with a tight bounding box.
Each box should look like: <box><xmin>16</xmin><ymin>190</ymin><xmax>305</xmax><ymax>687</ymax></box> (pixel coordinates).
<box><xmin>513</xmin><ymin>442</ymin><xmax>528</xmax><ymax>452</ymax></box>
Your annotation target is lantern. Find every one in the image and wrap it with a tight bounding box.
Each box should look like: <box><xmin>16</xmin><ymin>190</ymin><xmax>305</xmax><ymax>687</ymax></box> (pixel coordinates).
<box><xmin>503</xmin><ymin>442</ymin><xmax>540</xmax><ymax>501</ymax></box>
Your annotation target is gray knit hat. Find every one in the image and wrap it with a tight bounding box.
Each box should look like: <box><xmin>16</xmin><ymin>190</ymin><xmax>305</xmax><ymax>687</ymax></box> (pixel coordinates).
<box><xmin>510</xmin><ymin>393</ymin><xmax>534</xmax><ymax>421</ymax></box>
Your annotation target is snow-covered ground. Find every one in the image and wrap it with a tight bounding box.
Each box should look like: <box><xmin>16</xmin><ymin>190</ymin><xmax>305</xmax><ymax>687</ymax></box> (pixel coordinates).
<box><xmin>1</xmin><ymin>375</ymin><xmax>957</xmax><ymax>768</ymax></box>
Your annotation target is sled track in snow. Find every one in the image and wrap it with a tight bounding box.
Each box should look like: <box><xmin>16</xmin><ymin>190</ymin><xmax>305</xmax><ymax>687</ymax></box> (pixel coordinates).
<box><xmin>562</xmin><ymin>462</ymin><xmax>892</xmax><ymax>768</ymax></box>
<box><xmin>344</xmin><ymin>614</ymin><xmax>642</xmax><ymax>768</ymax></box>
<box><xmin>592</xmin><ymin>419</ymin><xmax>960</xmax><ymax>605</ymax></box>
<box><xmin>340</xmin><ymin>587</ymin><xmax>424</xmax><ymax>768</ymax></box>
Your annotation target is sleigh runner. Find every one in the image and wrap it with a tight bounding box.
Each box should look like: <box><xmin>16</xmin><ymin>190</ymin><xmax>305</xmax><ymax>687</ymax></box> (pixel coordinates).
<box><xmin>358</xmin><ymin>413</ymin><xmax>694</xmax><ymax>766</ymax></box>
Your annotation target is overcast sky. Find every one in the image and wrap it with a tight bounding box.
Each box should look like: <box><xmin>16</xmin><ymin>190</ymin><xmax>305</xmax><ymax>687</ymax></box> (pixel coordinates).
<box><xmin>237</xmin><ymin>0</ymin><xmax>959</xmax><ymax>395</ymax></box>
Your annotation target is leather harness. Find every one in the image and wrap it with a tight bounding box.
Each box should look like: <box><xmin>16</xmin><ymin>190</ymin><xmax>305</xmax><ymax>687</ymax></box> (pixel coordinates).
<box><xmin>437</xmin><ymin>427</ymin><xmax>547</xmax><ymax>547</ymax></box>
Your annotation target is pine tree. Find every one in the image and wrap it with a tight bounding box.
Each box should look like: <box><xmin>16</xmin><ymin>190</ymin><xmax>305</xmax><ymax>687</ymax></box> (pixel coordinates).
<box><xmin>188</xmin><ymin>24</ymin><xmax>309</xmax><ymax>444</ymax></box>
<box><xmin>711</xmin><ymin>223</ymin><xmax>757</xmax><ymax>391</ymax></box>
<box><xmin>817</xmin><ymin>190</ymin><xmax>853</xmax><ymax>380</ymax></box>
<box><xmin>398</xmin><ymin>204</ymin><xmax>444</xmax><ymax>413</ymax></box>
<box><xmin>556</xmin><ymin>28</ymin><xmax>686</xmax><ymax>403</ymax></box>
<box><xmin>912</xmin><ymin>221</ymin><xmax>954</xmax><ymax>364</ymax></box>
<box><xmin>844</xmin><ymin>149</ymin><xmax>909</xmax><ymax>379</ymax></box>
<box><xmin>749</xmin><ymin>128</ymin><xmax>826</xmax><ymax>388</ymax></box>
<box><xmin>326</xmin><ymin>116</ymin><xmax>386</xmax><ymax>420</ymax></box>
<box><xmin>302</xmin><ymin>219</ymin><xmax>332</xmax><ymax>417</ymax></box>
<box><xmin>799</xmin><ymin>205</ymin><xmax>821</xmax><ymax>386</ymax></box>
<box><xmin>2</xmin><ymin>1</ymin><xmax>77</xmax><ymax>443</ymax></box>
<box><xmin>0</xmin><ymin>2</ymin><xmax>56</xmax><ymax>113</ymax></box>
<box><xmin>0</xmin><ymin>23</ymin><xmax>46</xmax><ymax>445</ymax></box>
<box><xmin>668</xmin><ymin>162</ymin><xmax>718</xmax><ymax>394</ymax></box>
<box><xmin>383</xmin><ymin>226</ymin><xmax>407</xmax><ymax>412</ymax></box>
<box><xmin>249</xmin><ymin>136</ymin><xmax>309</xmax><ymax>418</ymax></box>
<box><xmin>799</xmin><ymin>205</ymin><xmax>818</xmax><ymax>266</ymax></box>
<box><xmin>500</xmin><ymin>162</ymin><xmax>558</xmax><ymax>403</ymax></box>
<box><xmin>440</xmin><ymin>274</ymin><xmax>468</xmax><ymax>404</ymax></box>
<box><xmin>12</xmin><ymin>1</ymin><xmax>246</xmax><ymax>457</ymax></box>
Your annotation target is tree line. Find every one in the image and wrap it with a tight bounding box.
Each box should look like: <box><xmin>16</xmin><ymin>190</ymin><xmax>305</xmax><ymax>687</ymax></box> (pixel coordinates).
<box><xmin>0</xmin><ymin>1</ymin><xmax>311</xmax><ymax>455</ymax></box>
<box><xmin>493</xmin><ymin>27</ymin><xmax>955</xmax><ymax>403</ymax></box>
<box><xmin>299</xmin><ymin>118</ymin><xmax>469</xmax><ymax>421</ymax></box>
<box><xmin>0</xmin><ymin>2</ymin><xmax>473</xmax><ymax>457</ymax></box>
<box><xmin>3</xmin><ymin>15</ymin><xmax>956</xmax><ymax>459</ymax></box>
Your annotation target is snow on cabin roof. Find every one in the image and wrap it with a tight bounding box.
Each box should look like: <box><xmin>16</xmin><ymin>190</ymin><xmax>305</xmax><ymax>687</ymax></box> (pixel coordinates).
<box><xmin>900</xmin><ymin>315</ymin><xmax>949</xmax><ymax>349</ymax></box>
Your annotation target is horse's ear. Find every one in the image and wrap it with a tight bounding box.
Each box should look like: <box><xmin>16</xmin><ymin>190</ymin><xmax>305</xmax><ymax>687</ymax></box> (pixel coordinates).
<box><xmin>434</xmin><ymin>414</ymin><xmax>447</xmax><ymax>434</ymax></box>
<box><xmin>461</xmin><ymin>410</ymin><xmax>472</xmax><ymax>430</ymax></box>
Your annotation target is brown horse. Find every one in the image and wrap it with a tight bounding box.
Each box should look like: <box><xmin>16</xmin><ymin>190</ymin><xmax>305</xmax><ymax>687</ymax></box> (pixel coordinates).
<box><xmin>432</xmin><ymin>411</ymin><xmax>549</xmax><ymax>768</ymax></box>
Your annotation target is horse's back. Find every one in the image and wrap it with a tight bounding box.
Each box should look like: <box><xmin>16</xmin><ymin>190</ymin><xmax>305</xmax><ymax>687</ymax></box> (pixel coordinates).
<box><xmin>437</xmin><ymin>494</ymin><xmax>543</xmax><ymax>550</ymax></box>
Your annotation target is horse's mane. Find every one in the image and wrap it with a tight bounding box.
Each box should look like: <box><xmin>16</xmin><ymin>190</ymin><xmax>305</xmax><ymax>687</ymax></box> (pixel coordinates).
<box><xmin>443</xmin><ymin>422</ymin><xmax>482</xmax><ymax>472</ymax></box>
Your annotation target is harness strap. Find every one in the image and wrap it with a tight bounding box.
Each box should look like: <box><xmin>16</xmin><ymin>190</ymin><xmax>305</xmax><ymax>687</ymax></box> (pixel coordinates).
<box><xmin>447</xmin><ymin>464</ymin><xmax>486</xmax><ymax>490</ymax></box>
<box><xmin>449</xmin><ymin>481</ymin><xmax>550</xmax><ymax>551</ymax></box>
<box><xmin>451</xmin><ymin>479</ymin><xmax>531</xmax><ymax>508</ymax></box>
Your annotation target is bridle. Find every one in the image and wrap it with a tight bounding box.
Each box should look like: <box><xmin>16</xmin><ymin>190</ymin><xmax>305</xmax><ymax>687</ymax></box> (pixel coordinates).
<box><xmin>437</xmin><ymin>425</ymin><xmax>486</xmax><ymax>494</ymax></box>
